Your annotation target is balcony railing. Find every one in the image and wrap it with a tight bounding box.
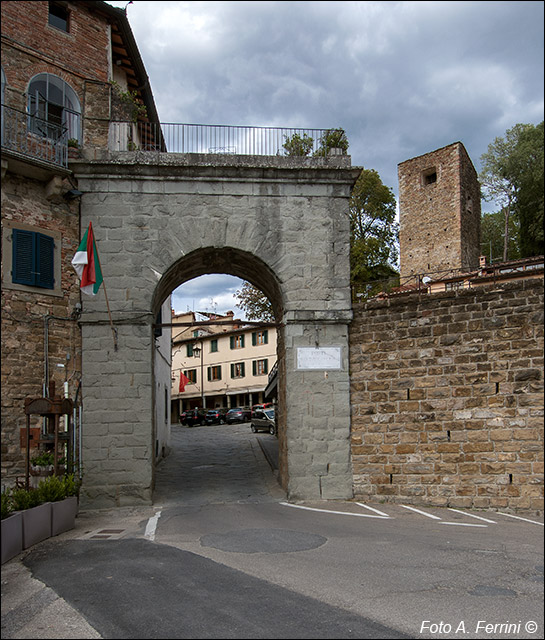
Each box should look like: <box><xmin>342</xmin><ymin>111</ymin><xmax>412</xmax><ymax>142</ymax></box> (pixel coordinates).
<box><xmin>1</xmin><ymin>104</ymin><xmax>69</xmax><ymax>168</ymax></box>
<box><xmin>109</xmin><ymin>121</ymin><xmax>337</xmax><ymax>156</ymax></box>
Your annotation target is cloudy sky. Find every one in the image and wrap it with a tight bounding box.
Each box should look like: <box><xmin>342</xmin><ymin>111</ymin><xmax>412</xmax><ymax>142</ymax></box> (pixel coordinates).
<box><xmin>106</xmin><ymin>0</ymin><xmax>544</xmax><ymax>316</ymax></box>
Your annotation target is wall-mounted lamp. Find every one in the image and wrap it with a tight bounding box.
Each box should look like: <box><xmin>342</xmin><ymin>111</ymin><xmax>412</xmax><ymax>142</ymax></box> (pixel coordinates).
<box><xmin>64</xmin><ymin>189</ymin><xmax>83</xmax><ymax>200</ymax></box>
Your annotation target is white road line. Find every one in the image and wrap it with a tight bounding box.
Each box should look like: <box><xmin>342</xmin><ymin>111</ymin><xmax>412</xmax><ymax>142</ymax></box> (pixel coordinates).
<box><xmin>280</xmin><ymin>502</ymin><xmax>390</xmax><ymax>519</ymax></box>
<box><xmin>496</xmin><ymin>512</ymin><xmax>544</xmax><ymax>526</ymax></box>
<box><xmin>144</xmin><ymin>510</ymin><xmax>162</xmax><ymax>540</ymax></box>
<box><xmin>400</xmin><ymin>505</ymin><xmax>442</xmax><ymax>520</ymax></box>
<box><xmin>440</xmin><ymin>522</ymin><xmax>488</xmax><ymax>528</ymax></box>
<box><xmin>356</xmin><ymin>503</ymin><xmax>391</xmax><ymax>517</ymax></box>
<box><xmin>448</xmin><ymin>509</ymin><xmax>497</xmax><ymax>524</ymax></box>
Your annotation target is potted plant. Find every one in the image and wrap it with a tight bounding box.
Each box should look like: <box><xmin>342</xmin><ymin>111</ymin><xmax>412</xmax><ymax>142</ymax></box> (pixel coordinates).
<box><xmin>1</xmin><ymin>490</ymin><xmax>23</xmax><ymax>564</ymax></box>
<box><xmin>283</xmin><ymin>133</ymin><xmax>314</xmax><ymax>157</ymax></box>
<box><xmin>39</xmin><ymin>474</ymin><xmax>80</xmax><ymax>536</ymax></box>
<box><xmin>67</xmin><ymin>138</ymin><xmax>81</xmax><ymax>158</ymax></box>
<box><xmin>29</xmin><ymin>451</ymin><xmax>55</xmax><ymax>488</ymax></box>
<box><xmin>314</xmin><ymin>128</ymin><xmax>349</xmax><ymax>156</ymax></box>
<box><xmin>10</xmin><ymin>485</ymin><xmax>52</xmax><ymax>550</ymax></box>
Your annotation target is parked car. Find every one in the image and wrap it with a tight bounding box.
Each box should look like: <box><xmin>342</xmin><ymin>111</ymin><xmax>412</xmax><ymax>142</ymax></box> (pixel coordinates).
<box><xmin>225</xmin><ymin>407</ymin><xmax>251</xmax><ymax>424</ymax></box>
<box><xmin>251</xmin><ymin>408</ymin><xmax>276</xmax><ymax>435</ymax></box>
<box><xmin>251</xmin><ymin>402</ymin><xmax>273</xmax><ymax>417</ymax></box>
<box><xmin>205</xmin><ymin>408</ymin><xmax>228</xmax><ymax>425</ymax></box>
<box><xmin>182</xmin><ymin>408</ymin><xmax>207</xmax><ymax>427</ymax></box>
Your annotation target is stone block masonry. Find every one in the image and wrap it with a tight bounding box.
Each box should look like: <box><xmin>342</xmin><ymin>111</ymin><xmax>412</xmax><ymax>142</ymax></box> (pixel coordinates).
<box><xmin>349</xmin><ymin>279</ymin><xmax>544</xmax><ymax>512</ymax></box>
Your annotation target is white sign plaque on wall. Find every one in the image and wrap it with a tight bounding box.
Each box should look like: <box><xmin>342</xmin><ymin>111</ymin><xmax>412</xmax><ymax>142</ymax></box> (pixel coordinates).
<box><xmin>296</xmin><ymin>347</ymin><xmax>342</xmax><ymax>370</ymax></box>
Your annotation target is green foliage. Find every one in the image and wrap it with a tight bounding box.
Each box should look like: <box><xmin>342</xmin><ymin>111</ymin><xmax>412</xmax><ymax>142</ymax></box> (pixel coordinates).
<box><xmin>350</xmin><ymin>168</ymin><xmax>399</xmax><ymax>292</ymax></box>
<box><xmin>480</xmin><ymin>121</ymin><xmax>544</xmax><ymax>259</ymax></box>
<box><xmin>31</xmin><ymin>451</ymin><xmax>55</xmax><ymax>466</ymax></box>
<box><xmin>1</xmin><ymin>474</ymin><xmax>80</xmax><ymax>515</ymax></box>
<box><xmin>10</xmin><ymin>487</ymin><xmax>43</xmax><ymax>511</ymax></box>
<box><xmin>1</xmin><ymin>490</ymin><xmax>13</xmax><ymax>519</ymax></box>
<box><xmin>111</xmin><ymin>80</ymin><xmax>148</xmax><ymax>122</ymax></box>
<box><xmin>283</xmin><ymin>133</ymin><xmax>314</xmax><ymax>157</ymax></box>
<box><xmin>314</xmin><ymin>128</ymin><xmax>349</xmax><ymax>157</ymax></box>
<box><xmin>67</xmin><ymin>138</ymin><xmax>79</xmax><ymax>148</ymax></box>
<box><xmin>37</xmin><ymin>475</ymin><xmax>67</xmax><ymax>502</ymax></box>
<box><xmin>480</xmin><ymin>210</ymin><xmax>521</xmax><ymax>263</ymax></box>
<box><xmin>62</xmin><ymin>473</ymin><xmax>81</xmax><ymax>497</ymax></box>
<box><xmin>235</xmin><ymin>281</ymin><xmax>275</xmax><ymax>323</ymax></box>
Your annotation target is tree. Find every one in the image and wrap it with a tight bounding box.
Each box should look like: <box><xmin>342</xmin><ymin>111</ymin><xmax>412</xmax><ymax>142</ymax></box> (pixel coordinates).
<box><xmin>235</xmin><ymin>281</ymin><xmax>275</xmax><ymax>322</ymax></box>
<box><xmin>479</xmin><ymin>122</ymin><xmax>544</xmax><ymax>260</ymax></box>
<box><xmin>480</xmin><ymin>210</ymin><xmax>521</xmax><ymax>263</ymax></box>
<box><xmin>350</xmin><ymin>168</ymin><xmax>399</xmax><ymax>292</ymax></box>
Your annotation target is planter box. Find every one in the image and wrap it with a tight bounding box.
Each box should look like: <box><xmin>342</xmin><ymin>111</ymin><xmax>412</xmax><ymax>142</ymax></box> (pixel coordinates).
<box><xmin>51</xmin><ymin>496</ymin><xmax>78</xmax><ymax>536</ymax></box>
<box><xmin>1</xmin><ymin>512</ymin><xmax>23</xmax><ymax>564</ymax></box>
<box><xmin>22</xmin><ymin>502</ymin><xmax>52</xmax><ymax>549</ymax></box>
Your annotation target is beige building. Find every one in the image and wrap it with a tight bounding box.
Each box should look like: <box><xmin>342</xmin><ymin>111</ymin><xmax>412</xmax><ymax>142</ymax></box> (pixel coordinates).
<box><xmin>170</xmin><ymin>311</ymin><xmax>277</xmax><ymax>419</ymax></box>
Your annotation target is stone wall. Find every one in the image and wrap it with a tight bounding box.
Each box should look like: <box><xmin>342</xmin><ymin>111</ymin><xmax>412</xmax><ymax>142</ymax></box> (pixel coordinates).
<box><xmin>349</xmin><ymin>279</ymin><xmax>544</xmax><ymax>512</ymax></box>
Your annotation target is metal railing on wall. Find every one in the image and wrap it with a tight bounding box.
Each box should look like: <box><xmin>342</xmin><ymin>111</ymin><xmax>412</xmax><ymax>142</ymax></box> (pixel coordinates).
<box><xmin>1</xmin><ymin>104</ymin><xmax>70</xmax><ymax>168</ymax></box>
<box><xmin>109</xmin><ymin>120</ymin><xmax>334</xmax><ymax>156</ymax></box>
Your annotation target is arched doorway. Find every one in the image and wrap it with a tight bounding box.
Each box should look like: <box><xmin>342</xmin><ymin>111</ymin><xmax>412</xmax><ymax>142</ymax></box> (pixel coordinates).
<box><xmin>152</xmin><ymin>247</ymin><xmax>288</xmax><ymax>493</ymax></box>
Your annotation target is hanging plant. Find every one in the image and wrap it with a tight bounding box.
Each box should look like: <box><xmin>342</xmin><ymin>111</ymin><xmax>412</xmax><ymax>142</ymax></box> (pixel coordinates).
<box><xmin>111</xmin><ymin>81</ymin><xmax>147</xmax><ymax>122</ymax></box>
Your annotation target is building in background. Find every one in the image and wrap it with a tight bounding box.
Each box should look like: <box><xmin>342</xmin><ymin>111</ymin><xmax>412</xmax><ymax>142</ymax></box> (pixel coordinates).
<box><xmin>171</xmin><ymin>311</ymin><xmax>277</xmax><ymax>420</ymax></box>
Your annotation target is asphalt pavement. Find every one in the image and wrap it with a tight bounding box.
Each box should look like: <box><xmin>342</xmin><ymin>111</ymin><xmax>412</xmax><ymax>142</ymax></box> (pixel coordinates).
<box><xmin>1</xmin><ymin>422</ymin><xmax>543</xmax><ymax>639</ymax></box>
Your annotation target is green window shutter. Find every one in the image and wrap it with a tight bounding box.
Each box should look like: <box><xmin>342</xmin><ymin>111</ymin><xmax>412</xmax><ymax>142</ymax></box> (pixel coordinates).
<box><xmin>211</xmin><ymin>339</ymin><xmax>218</xmax><ymax>353</ymax></box>
<box><xmin>207</xmin><ymin>367</ymin><xmax>212</xmax><ymax>381</ymax></box>
<box><xmin>218</xmin><ymin>366</ymin><xmax>222</xmax><ymax>380</ymax></box>
<box><xmin>252</xmin><ymin>332</ymin><xmax>257</xmax><ymax>346</ymax></box>
<box><xmin>263</xmin><ymin>359</ymin><xmax>268</xmax><ymax>374</ymax></box>
<box><xmin>230</xmin><ymin>336</ymin><xmax>235</xmax><ymax>349</ymax></box>
<box><xmin>240</xmin><ymin>334</ymin><xmax>245</xmax><ymax>348</ymax></box>
<box><xmin>252</xmin><ymin>361</ymin><xmax>257</xmax><ymax>376</ymax></box>
<box><xmin>12</xmin><ymin>229</ymin><xmax>35</xmax><ymax>286</ymax></box>
<box><xmin>187</xmin><ymin>344</ymin><xmax>193</xmax><ymax>357</ymax></box>
<box><xmin>241</xmin><ymin>362</ymin><xmax>245</xmax><ymax>377</ymax></box>
<box><xmin>263</xmin><ymin>330</ymin><xmax>268</xmax><ymax>344</ymax></box>
<box><xmin>230</xmin><ymin>363</ymin><xmax>235</xmax><ymax>378</ymax></box>
<box><xmin>12</xmin><ymin>229</ymin><xmax>54</xmax><ymax>289</ymax></box>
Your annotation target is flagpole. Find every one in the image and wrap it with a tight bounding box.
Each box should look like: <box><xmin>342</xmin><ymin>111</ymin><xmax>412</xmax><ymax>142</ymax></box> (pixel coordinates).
<box><xmin>90</xmin><ymin>223</ymin><xmax>118</xmax><ymax>351</ymax></box>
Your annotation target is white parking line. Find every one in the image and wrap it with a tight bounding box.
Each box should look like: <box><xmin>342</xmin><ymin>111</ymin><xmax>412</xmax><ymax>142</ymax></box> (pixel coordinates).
<box><xmin>144</xmin><ymin>510</ymin><xmax>162</xmax><ymax>540</ymax></box>
<box><xmin>280</xmin><ymin>502</ymin><xmax>390</xmax><ymax>518</ymax></box>
<box><xmin>356</xmin><ymin>503</ymin><xmax>391</xmax><ymax>517</ymax></box>
<box><xmin>448</xmin><ymin>509</ymin><xmax>497</xmax><ymax>524</ymax></box>
<box><xmin>496</xmin><ymin>512</ymin><xmax>544</xmax><ymax>526</ymax></box>
<box><xmin>440</xmin><ymin>522</ymin><xmax>488</xmax><ymax>528</ymax></box>
<box><xmin>400</xmin><ymin>505</ymin><xmax>442</xmax><ymax>520</ymax></box>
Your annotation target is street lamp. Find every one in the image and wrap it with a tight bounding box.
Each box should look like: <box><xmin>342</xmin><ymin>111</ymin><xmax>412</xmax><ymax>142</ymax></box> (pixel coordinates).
<box><xmin>192</xmin><ymin>342</ymin><xmax>205</xmax><ymax>409</ymax></box>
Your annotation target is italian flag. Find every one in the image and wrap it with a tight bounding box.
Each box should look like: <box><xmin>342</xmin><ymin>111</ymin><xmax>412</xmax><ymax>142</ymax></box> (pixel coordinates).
<box><xmin>71</xmin><ymin>222</ymin><xmax>103</xmax><ymax>295</ymax></box>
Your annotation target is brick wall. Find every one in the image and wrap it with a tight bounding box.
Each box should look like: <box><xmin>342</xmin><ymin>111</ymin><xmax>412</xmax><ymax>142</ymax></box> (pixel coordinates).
<box><xmin>1</xmin><ymin>173</ymin><xmax>82</xmax><ymax>481</ymax></box>
<box><xmin>349</xmin><ymin>279</ymin><xmax>544</xmax><ymax>512</ymax></box>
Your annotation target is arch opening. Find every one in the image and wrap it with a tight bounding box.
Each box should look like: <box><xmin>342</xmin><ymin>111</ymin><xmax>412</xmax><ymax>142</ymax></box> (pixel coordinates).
<box><xmin>151</xmin><ymin>246</ymin><xmax>286</xmax><ymax>502</ymax></box>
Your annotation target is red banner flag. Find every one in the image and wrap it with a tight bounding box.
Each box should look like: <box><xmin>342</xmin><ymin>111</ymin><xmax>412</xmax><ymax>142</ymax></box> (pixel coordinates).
<box><xmin>179</xmin><ymin>372</ymin><xmax>190</xmax><ymax>393</ymax></box>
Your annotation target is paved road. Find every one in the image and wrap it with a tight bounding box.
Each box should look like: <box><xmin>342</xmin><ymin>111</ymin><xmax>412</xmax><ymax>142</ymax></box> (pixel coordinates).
<box><xmin>2</xmin><ymin>423</ymin><xmax>543</xmax><ymax>639</ymax></box>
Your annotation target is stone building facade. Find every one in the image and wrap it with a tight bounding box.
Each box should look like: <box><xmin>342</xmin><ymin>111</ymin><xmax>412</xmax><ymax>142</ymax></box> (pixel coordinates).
<box><xmin>398</xmin><ymin>142</ymin><xmax>481</xmax><ymax>280</ymax></box>
<box><xmin>1</xmin><ymin>0</ymin><xmax>162</xmax><ymax>483</ymax></box>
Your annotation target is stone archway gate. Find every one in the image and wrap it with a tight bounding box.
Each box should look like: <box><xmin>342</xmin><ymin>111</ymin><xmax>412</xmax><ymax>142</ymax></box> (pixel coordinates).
<box><xmin>72</xmin><ymin>151</ymin><xmax>361</xmax><ymax>508</ymax></box>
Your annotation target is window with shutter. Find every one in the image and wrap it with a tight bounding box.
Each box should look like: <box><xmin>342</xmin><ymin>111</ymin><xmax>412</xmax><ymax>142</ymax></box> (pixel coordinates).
<box><xmin>12</xmin><ymin>229</ymin><xmax>55</xmax><ymax>289</ymax></box>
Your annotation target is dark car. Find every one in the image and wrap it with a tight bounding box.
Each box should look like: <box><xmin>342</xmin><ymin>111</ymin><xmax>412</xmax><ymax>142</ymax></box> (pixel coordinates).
<box><xmin>205</xmin><ymin>408</ymin><xmax>228</xmax><ymax>425</ymax></box>
<box><xmin>251</xmin><ymin>408</ymin><xmax>276</xmax><ymax>435</ymax></box>
<box><xmin>225</xmin><ymin>407</ymin><xmax>251</xmax><ymax>424</ymax></box>
<box><xmin>182</xmin><ymin>408</ymin><xmax>207</xmax><ymax>427</ymax></box>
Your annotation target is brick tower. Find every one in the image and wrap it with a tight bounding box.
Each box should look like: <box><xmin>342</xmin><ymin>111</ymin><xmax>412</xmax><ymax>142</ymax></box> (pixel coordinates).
<box><xmin>397</xmin><ymin>142</ymin><xmax>481</xmax><ymax>280</ymax></box>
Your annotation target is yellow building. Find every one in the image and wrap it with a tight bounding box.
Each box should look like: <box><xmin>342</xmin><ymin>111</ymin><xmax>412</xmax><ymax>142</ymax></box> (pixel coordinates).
<box><xmin>171</xmin><ymin>312</ymin><xmax>276</xmax><ymax>419</ymax></box>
